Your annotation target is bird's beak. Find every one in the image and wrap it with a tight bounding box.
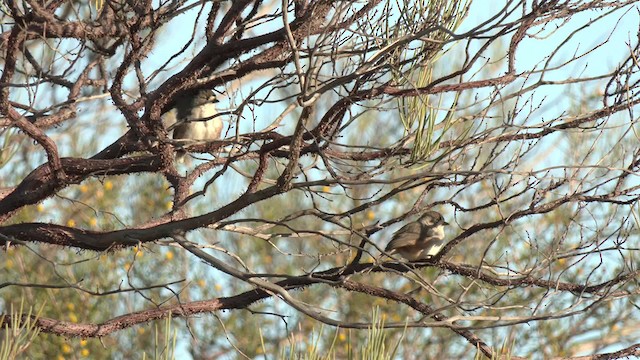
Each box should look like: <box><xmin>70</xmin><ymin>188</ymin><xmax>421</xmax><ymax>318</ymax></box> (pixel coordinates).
<box><xmin>443</xmin><ymin>221</ymin><xmax>449</xmax><ymax>226</ymax></box>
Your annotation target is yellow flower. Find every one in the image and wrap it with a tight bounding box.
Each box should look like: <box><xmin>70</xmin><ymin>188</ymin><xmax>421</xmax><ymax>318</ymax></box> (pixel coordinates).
<box><xmin>69</xmin><ymin>313</ymin><xmax>78</xmax><ymax>323</ymax></box>
<box><xmin>166</xmin><ymin>201</ymin><xmax>173</xmax><ymax>210</ymax></box>
<box><xmin>66</xmin><ymin>219</ymin><xmax>76</xmax><ymax>227</ymax></box>
<box><xmin>62</xmin><ymin>344</ymin><xmax>72</xmax><ymax>354</ymax></box>
<box><xmin>322</xmin><ymin>186</ymin><xmax>331</xmax><ymax>193</ymax></box>
<box><xmin>137</xmin><ymin>327</ymin><xmax>145</xmax><ymax>335</ymax></box>
<box><xmin>124</xmin><ymin>263</ymin><xmax>131</xmax><ymax>271</ymax></box>
<box><xmin>81</xmin><ymin>349</ymin><xmax>90</xmax><ymax>357</ymax></box>
<box><xmin>57</xmin><ymin>355</ymin><xmax>65</xmax><ymax>360</ymax></box>
<box><xmin>36</xmin><ymin>203</ymin><xmax>45</xmax><ymax>212</ymax></box>
<box><xmin>197</xmin><ymin>279</ymin><xmax>206</xmax><ymax>288</ymax></box>
<box><xmin>366</xmin><ymin>210</ymin><xmax>375</xmax><ymax>220</ymax></box>
<box><xmin>338</xmin><ymin>332</ymin><xmax>347</xmax><ymax>342</ymax></box>
<box><xmin>136</xmin><ymin>251</ymin><xmax>143</xmax><ymax>258</ymax></box>
<box><xmin>104</xmin><ymin>180</ymin><xmax>113</xmax><ymax>191</ymax></box>
<box><xmin>5</xmin><ymin>259</ymin><xmax>13</xmax><ymax>270</ymax></box>
<box><xmin>80</xmin><ymin>339</ymin><xmax>87</xmax><ymax>347</ymax></box>
<box><xmin>214</xmin><ymin>283</ymin><xmax>222</xmax><ymax>291</ymax></box>
<box><xmin>80</xmin><ymin>184</ymin><xmax>89</xmax><ymax>193</ymax></box>
<box><xmin>165</xmin><ymin>251</ymin><xmax>174</xmax><ymax>260</ymax></box>
<box><xmin>89</xmin><ymin>217</ymin><xmax>98</xmax><ymax>227</ymax></box>
<box><xmin>66</xmin><ymin>303</ymin><xmax>75</xmax><ymax>311</ymax></box>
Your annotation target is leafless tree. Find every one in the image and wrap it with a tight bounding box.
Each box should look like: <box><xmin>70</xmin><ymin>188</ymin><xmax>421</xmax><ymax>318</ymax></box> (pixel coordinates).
<box><xmin>2</xmin><ymin>0</ymin><xmax>640</xmax><ymax>358</ymax></box>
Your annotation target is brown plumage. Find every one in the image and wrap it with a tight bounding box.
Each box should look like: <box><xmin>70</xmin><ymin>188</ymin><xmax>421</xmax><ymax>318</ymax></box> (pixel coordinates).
<box><xmin>385</xmin><ymin>211</ymin><xmax>449</xmax><ymax>261</ymax></box>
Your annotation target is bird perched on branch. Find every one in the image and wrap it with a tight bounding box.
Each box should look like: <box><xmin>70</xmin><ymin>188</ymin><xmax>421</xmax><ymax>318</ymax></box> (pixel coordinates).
<box><xmin>385</xmin><ymin>211</ymin><xmax>449</xmax><ymax>261</ymax></box>
<box><xmin>163</xmin><ymin>89</ymin><xmax>222</xmax><ymax>162</ymax></box>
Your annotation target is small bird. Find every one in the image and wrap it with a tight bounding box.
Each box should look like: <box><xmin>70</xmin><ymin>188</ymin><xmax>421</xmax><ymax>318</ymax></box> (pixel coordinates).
<box><xmin>385</xmin><ymin>211</ymin><xmax>449</xmax><ymax>261</ymax></box>
<box><xmin>163</xmin><ymin>89</ymin><xmax>222</xmax><ymax>162</ymax></box>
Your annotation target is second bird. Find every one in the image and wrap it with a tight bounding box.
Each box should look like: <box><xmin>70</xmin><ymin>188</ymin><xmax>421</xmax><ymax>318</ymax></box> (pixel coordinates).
<box><xmin>385</xmin><ymin>211</ymin><xmax>449</xmax><ymax>261</ymax></box>
<box><xmin>163</xmin><ymin>89</ymin><xmax>222</xmax><ymax>162</ymax></box>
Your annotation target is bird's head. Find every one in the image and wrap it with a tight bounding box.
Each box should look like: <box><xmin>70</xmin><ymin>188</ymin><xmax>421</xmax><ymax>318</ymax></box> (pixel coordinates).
<box><xmin>194</xmin><ymin>89</ymin><xmax>219</xmax><ymax>103</ymax></box>
<box><xmin>418</xmin><ymin>211</ymin><xmax>448</xmax><ymax>227</ymax></box>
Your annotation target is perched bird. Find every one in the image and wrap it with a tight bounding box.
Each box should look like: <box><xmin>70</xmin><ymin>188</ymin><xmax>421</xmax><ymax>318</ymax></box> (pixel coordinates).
<box><xmin>163</xmin><ymin>89</ymin><xmax>222</xmax><ymax>162</ymax></box>
<box><xmin>385</xmin><ymin>211</ymin><xmax>449</xmax><ymax>261</ymax></box>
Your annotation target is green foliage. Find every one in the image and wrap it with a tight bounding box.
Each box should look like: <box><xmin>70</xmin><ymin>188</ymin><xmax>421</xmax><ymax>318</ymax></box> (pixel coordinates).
<box><xmin>145</xmin><ymin>313</ymin><xmax>177</xmax><ymax>360</ymax></box>
<box><xmin>0</xmin><ymin>300</ymin><xmax>42</xmax><ymax>360</ymax></box>
<box><xmin>393</xmin><ymin>0</ymin><xmax>470</xmax><ymax>162</ymax></box>
<box><xmin>279</xmin><ymin>308</ymin><xmax>406</xmax><ymax>360</ymax></box>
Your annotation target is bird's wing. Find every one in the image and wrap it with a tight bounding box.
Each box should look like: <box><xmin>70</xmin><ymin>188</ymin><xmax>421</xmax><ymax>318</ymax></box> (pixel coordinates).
<box><xmin>172</xmin><ymin>122</ymin><xmax>187</xmax><ymax>140</ymax></box>
<box><xmin>162</xmin><ymin>108</ymin><xmax>178</xmax><ymax>132</ymax></box>
<box><xmin>385</xmin><ymin>222</ymin><xmax>422</xmax><ymax>251</ymax></box>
